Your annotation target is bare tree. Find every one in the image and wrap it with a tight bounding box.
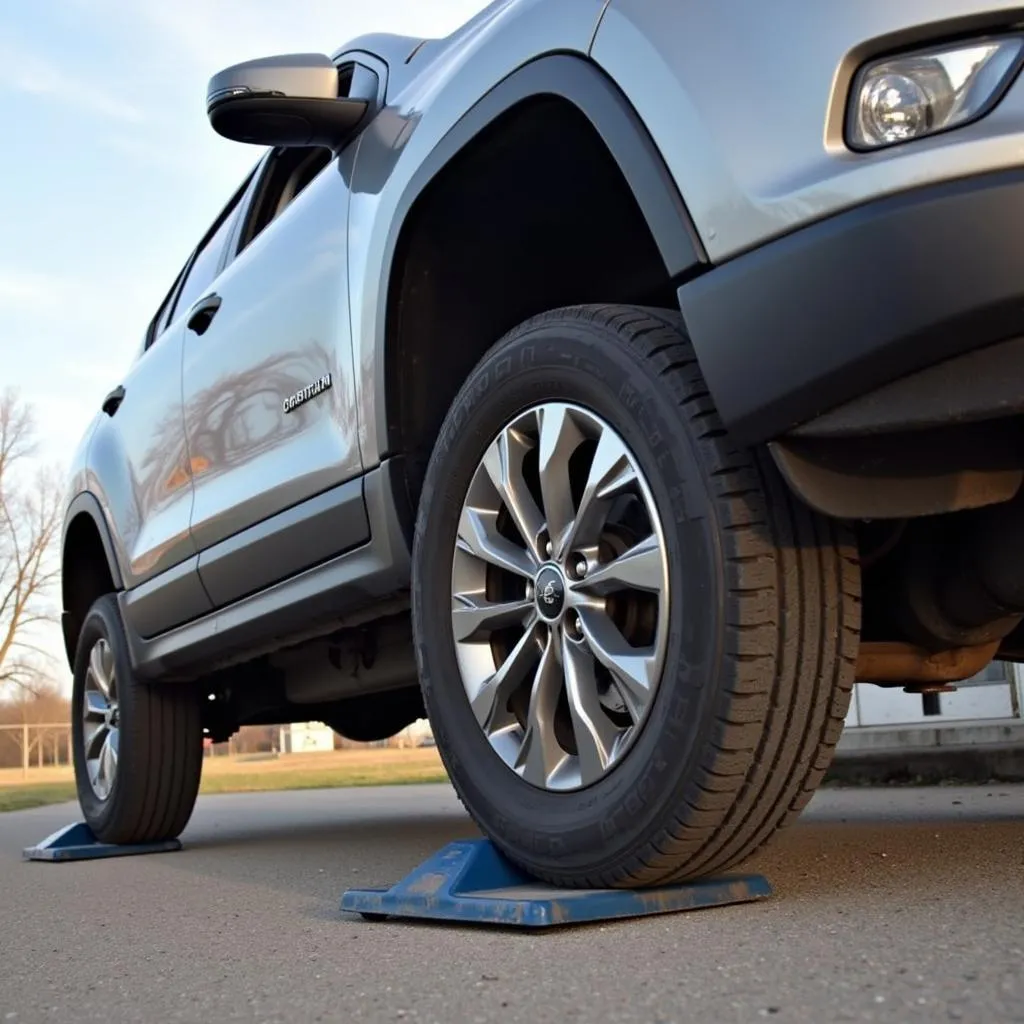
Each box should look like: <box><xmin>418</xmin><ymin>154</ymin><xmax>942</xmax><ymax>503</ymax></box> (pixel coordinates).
<box><xmin>0</xmin><ymin>390</ymin><xmax>62</xmax><ymax>696</ymax></box>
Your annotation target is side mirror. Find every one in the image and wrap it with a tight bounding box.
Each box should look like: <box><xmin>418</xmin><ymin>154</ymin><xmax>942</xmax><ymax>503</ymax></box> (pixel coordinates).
<box><xmin>207</xmin><ymin>53</ymin><xmax>368</xmax><ymax>150</ymax></box>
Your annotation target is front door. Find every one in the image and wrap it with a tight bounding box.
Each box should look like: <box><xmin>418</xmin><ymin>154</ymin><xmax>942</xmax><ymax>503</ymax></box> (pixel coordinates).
<box><xmin>180</xmin><ymin>146</ymin><xmax>364</xmax><ymax>608</ymax></box>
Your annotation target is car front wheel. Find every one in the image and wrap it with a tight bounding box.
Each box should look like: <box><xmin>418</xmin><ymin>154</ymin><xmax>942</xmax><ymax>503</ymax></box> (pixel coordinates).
<box><xmin>412</xmin><ymin>305</ymin><xmax>861</xmax><ymax>887</ymax></box>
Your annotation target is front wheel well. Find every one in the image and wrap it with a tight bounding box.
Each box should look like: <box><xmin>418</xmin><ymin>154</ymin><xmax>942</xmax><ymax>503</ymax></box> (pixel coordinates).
<box><xmin>384</xmin><ymin>94</ymin><xmax>677</xmax><ymax>506</ymax></box>
<box><xmin>62</xmin><ymin>512</ymin><xmax>116</xmax><ymax>666</ymax></box>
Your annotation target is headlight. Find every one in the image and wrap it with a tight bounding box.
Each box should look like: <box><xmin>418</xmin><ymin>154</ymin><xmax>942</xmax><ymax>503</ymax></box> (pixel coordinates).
<box><xmin>848</xmin><ymin>36</ymin><xmax>1024</xmax><ymax>150</ymax></box>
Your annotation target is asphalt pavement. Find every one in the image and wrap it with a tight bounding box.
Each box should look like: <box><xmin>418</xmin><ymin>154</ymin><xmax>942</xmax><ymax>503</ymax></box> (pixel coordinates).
<box><xmin>0</xmin><ymin>783</ymin><xmax>1021</xmax><ymax>1024</ymax></box>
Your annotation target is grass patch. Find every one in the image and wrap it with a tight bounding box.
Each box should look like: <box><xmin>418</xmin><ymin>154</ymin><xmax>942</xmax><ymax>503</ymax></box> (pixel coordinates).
<box><xmin>0</xmin><ymin>782</ymin><xmax>77</xmax><ymax>813</ymax></box>
<box><xmin>0</xmin><ymin>752</ymin><xmax>449</xmax><ymax>811</ymax></box>
<box><xmin>199</xmin><ymin>762</ymin><xmax>449</xmax><ymax>794</ymax></box>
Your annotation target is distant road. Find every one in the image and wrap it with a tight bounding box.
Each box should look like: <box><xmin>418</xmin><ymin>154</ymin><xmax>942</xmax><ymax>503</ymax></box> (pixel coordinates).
<box><xmin>1</xmin><ymin>783</ymin><xmax>1021</xmax><ymax>1023</ymax></box>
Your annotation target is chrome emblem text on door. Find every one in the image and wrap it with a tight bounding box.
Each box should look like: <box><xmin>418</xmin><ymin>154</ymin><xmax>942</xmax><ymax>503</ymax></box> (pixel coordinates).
<box><xmin>283</xmin><ymin>373</ymin><xmax>332</xmax><ymax>414</ymax></box>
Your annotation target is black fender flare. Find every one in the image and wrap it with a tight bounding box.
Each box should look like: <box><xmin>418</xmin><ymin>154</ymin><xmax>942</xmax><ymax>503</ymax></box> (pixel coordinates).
<box><xmin>375</xmin><ymin>53</ymin><xmax>709</xmax><ymax>453</ymax></box>
<box><xmin>61</xmin><ymin>492</ymin><xmax>124</xmax><ymax>664</ymax></box>
<box><xmin>62</xmin><ymin>492</ymin><xmax>124</xmax><ymax>592</ymax></box>
<box><xmin>383</xmin><ymin>52</ymin><xmax>707</xmax><ymax>285</ymax></box>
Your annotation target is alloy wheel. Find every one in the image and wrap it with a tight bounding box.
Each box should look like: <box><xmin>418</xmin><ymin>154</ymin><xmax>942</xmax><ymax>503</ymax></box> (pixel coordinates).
<box><xmin>450</xmin><ymin>402</ymin><xmax>670</xmax><ymax>791</ymax></box>
<box><xmin>81</xmin><ymin>637</ymin><xmax>120</xmax><ymax>801</ymax></box>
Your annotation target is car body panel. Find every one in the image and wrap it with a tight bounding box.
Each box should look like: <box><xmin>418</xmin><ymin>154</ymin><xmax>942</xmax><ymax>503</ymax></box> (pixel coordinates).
<box><xmin>593</xmin><ymin>0</ymin><xmax>1024</xmax><ymax>260</ymax></box>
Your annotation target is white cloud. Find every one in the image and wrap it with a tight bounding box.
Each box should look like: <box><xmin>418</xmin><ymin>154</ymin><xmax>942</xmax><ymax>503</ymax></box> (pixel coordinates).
<box><xmin>0</xmin><ymin>42</ymin><xmax>143</xmax><ymax>122</ymax></box>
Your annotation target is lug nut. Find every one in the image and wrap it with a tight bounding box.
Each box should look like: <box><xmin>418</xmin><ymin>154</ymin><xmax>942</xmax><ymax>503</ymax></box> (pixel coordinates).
<box><xmin>545</xmin><ymin>539</ymin><xmax>553</xmax><ymax>559</ymax></box>
<box><xmin>566</xmin><ymin>610</ymin><xmax>583</xmax><ymax>640</ymax></box>
<box><xmin>574</xmin><ymin>557</ymin><xmax>587</xmax><ymax>579</ymax></box>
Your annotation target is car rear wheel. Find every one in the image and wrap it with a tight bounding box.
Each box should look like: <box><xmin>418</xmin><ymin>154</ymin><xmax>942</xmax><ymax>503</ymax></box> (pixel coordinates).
<box><xmin>71</xmin><ymin>594</ymin><xmax>203</xmax><ymax>844</ymax></box>
<box><xmin>412</xmin><ymin>305</ymin><xmax>861</xmax><ymax>887</ymax></box>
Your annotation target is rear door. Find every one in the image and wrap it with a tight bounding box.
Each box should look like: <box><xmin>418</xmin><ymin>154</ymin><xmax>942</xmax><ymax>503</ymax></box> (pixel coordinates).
<box><xmin>91</xmin><ymin>313</ymin><xmax>200</xmax><ymax>639</ymax></box>
<box><xmin>180</xmin><ymin>140</ymin><xmax>366</xmax><ymax>608</ymax></box>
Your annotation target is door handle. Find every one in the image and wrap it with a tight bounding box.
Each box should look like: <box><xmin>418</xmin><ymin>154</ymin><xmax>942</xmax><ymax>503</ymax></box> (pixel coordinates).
<box><xmin>187</xmin><ymin>293</ymin><xmax>222</xmax><ymax>336</ymax></box>
<box><xmin>102</xmin><ymin>385</ymin><xmax>125</xmax><ymax>416</ymax></box>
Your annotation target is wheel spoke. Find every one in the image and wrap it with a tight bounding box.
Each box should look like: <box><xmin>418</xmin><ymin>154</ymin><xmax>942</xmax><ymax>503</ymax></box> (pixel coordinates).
<box><xmin>482</xmin><ymin>426</ymin><xmax>546</xmax><ymax>562</ymax></box>
<box><xmin>561</xmin><ymin>426</ymin><xmax>637</xmax><ymax>554</ymax></box>
<box><xmin>469</xmin><ymin>621</ymin><xmax>543</xmax><ymax>733</ymax></box>
<box><xmin>89</xmin><ymin>641</ymin><xmax>112</xmax><ymax>698</ymax></box>
<box><xmin>105</xmin><ymin>728</ymin><xmax>119</xmax><ymax>774</ymax></box>
<box><xmin>457</xmin><ymin>505</ymin><xmax>535</xmax><ymax>579</ymax></box>
<box><xmin>515</xmin><ymin>628</ymin><xmax>567</xmax><ymax>787</ymax></box>
<box><xmin>96</xmin><ymin>732</ymin><xmax>117</xmax><ymax>798</ymax></box>
<box><xmin>561</xmin><ymin>632</ymin><xmax>620</xmax><ymax>786</ymax></box>
<box><xmin>83</xmin><ymin>690</ymin><xmax>108</xmax><ymax>722</ymax></box>
<box><xmin>84</xmin><ymin>721</ymin><xmax>108</xmax><ymax>761</ymax></box>
<box><xmin>573</xmin><ymin>533</ymin><xmax>665</xmax><ymax>597</ymax></box>
<box><xmin>537</xmin><ymin>404</ymin><xmax>583</xmax><ymax>559</ymax></box>
<box><xmin>577</xmin><ymin>608</ymin><xmax>657</xmax><ymax>721</ymax></box>
<box><xmin>451</xmin><ymin>593</ymin><xmax>535</xmax><ymax>642</ymax></box>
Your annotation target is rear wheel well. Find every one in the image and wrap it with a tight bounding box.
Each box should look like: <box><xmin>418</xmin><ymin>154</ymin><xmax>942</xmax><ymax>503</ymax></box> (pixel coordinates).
<box><xmin>384</xmin><ymin>95</ymin><xmax>675</xmax><ymax>504</ymax></box>
<box><xmin>62</xmin><ymin>513</ymin><xmax>116</xmax><ymax>666</ymax></box>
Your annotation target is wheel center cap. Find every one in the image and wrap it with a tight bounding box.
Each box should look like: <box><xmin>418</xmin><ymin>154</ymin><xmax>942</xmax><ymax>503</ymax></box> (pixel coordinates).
<box><xmin>535</xmin><ymin>565</ymin><xmax>566</xmax><ymax>620</ymax></box>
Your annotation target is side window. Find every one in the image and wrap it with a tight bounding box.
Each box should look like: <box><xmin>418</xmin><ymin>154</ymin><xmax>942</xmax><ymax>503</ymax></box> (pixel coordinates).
<box><xmin>237</xmin><ymin>146</ymin><xmax>333</xmax><ymax>254</ymax></box>
<box><xmin>145</xmin><ymin>268</ymin><xmax>186</xmax><ymax>348</ymax></box>
<box><xmin>145</xmin><ymin>169</ymin><xmax>256</xmax><ymax>347</ymax></box>
<box><xmin>170</xmin><ymin>198</ymin><xmax>244</xmax><ymax>323</ymax></box>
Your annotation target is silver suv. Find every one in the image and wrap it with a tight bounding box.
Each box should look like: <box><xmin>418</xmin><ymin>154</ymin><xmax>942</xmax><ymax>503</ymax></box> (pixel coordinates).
<box><xmin>60</xmin><ymin>0</ymin><xmax>1024</xmax><ymax>887</ymax></box>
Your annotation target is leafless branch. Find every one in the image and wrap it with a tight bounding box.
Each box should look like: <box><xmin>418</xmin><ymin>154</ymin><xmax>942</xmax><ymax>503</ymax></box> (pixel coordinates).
<box><xmin>0</xmin><ymin>390</ymin><xmax>62</xmax><ymax>699</ymax></box>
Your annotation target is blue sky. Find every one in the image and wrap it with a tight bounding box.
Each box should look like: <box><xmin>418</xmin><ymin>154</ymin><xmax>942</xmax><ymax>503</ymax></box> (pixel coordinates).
<box><xmin>0</xmin><ymin>0</ymin><xmax>487</xmax><ymax>681</ymax></box>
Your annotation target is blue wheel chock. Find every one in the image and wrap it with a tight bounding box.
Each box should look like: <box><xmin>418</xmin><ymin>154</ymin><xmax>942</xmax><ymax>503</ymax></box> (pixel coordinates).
<box><xmin>22</xmin><ymin>821</ymin><xmax>182</xmax><ymax>862</ymax></box>
<box><xmin>341</xmin><ymin>839</ymin><xmax>772</xmax><ymax>929</ymax></box>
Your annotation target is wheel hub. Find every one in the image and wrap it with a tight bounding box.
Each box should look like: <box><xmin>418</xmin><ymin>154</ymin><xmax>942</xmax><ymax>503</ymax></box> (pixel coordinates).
<box><xmin>450</xmin><ymin>401</ymin><xmax>670</xmax><ymax>792</ymax></box>
<box><xmin>534</xmin><ymin>565</ymin><xmax>567</xmax><ymax>621</ymax></box>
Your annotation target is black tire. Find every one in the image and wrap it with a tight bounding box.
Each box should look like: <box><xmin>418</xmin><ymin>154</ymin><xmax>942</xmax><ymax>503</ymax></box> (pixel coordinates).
<box><xmin>412</xmin><ymin>305</ymin><xmax>861</xmax><ymax>887</ymax></box>
<box><xmin>71</xmin><ymin>594</ymin><xmax>203</xmax><ymax>844</ymax></box>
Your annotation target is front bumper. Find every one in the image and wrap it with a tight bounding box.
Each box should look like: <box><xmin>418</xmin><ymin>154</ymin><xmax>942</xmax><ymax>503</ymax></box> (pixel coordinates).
<box><xmin>678</xmin><ymin>168</ymin><xmax>1024</xmax><ymax>447</ymax></box>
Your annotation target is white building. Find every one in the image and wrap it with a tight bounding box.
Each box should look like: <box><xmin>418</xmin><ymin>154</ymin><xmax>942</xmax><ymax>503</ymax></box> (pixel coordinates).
<box><xmin>279</xmin><ymin>721</ymin><xmax>336</xmax><ymax>754</ymax></box>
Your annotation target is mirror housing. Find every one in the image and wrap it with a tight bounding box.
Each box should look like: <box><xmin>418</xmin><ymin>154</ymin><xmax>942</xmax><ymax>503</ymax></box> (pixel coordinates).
<box><xmin>207</xmin><ymin>53</ymin><xmax>368</xmax><ymax>150</ymax></box>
